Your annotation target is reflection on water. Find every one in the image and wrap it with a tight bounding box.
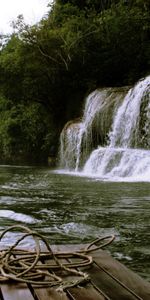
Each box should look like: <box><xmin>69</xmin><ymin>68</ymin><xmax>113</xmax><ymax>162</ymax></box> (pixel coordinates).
<box><xmin>0</xmin><ymin>165</ymin><xmax>150</xmax><ymax>280</ymax></box>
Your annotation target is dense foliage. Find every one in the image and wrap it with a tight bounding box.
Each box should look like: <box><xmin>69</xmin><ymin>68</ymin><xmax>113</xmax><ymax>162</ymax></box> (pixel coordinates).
<box><xmin>0</xmin><ymin>0</ymin><xmax>149</xmax><ymax>163</ymax></box>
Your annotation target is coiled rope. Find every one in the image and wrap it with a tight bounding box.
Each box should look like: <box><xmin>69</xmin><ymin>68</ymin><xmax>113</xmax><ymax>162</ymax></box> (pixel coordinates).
<box><xmin>0</xmin><ymin>225</ymin><xmax>114</xmax><ymax>291</ymax></box>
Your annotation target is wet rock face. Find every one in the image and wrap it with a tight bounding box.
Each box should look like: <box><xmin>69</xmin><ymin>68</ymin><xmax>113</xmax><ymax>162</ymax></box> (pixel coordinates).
<box><xmin>139</xmin><ymin>87</ymin><xmax>150</xmax><ymax>149</ymax></box>
<box><xmin>59</xmin><ymin>120</ymin><xmax>82</xmax><ymax>169</ymax></box>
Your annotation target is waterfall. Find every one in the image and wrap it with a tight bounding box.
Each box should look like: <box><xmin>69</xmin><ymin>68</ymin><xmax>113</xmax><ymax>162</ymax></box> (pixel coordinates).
<box><xmin>59</xmin><ymin>76</ymin><xmax>150</xmax><ymax>181</ymax></box>
<box><xmin>60</xmin><ymin>87</ymin><xmax>128</xmax><ymax>169</ymax></box>
<box><xmin>109</xmin><ymin>76</ymin><xmax>150</xmax><ymax>148</ymax></box>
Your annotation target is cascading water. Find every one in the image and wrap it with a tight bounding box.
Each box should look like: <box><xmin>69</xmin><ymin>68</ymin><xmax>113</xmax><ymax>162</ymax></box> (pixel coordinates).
<box><xmin>109</xmin><ymin>76</ymin><xmax>150</xmax><ymax>148</ymax></box>
<box><xmin>59</xmin><ymin>76</ymin><xmax>150</xmax><ymax>181</ymax></box>
<box><xmin>60</xmin><ymin>88</ymin><xmax>128</xmax><ymax>169</ymax></box>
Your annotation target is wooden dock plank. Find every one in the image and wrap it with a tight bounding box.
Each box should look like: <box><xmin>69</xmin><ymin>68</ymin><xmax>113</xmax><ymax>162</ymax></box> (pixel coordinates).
<box><xmin>55</xmin><ymin>244</ymin><xmax>150</xmax><ymax>299</ymax></box>
<box><xmin>33</xmin><ymin>254</ymin><xmax>75</xmax><ymax>300</ymax></box>
<box><xmin>33</xmin><ymin>287</ymin><xmax>69</xmax><ymax>300</ymax></box>
<box><xmin>82</xmin><ymin>262</ymin><xmax>139</xmax><ymax>300</ymax></box>
<box><xmin>40</xmin><ymin>247</ymin><xmax>106</xmax><ymax>300</ymax></box>
<box><xmin>66</xmin><ymin>249</ymin><xmax>142</xmax><ymax>300</ymax></box>
<box><xmin>32</xmin><ymin>251</ymin><xmax>70</xmax><ymax>300</ymax></box>
<box><xmin>53</xmin><ymin>248</ymin><xmax>107</xmax><ymax>300</ymax></box>
<box><xmin>68</xmin><ymin>284</ymin><xmax>106</xmax><ymax>300</ymax></box>
<box><xmin>92</xmin><ymin>250</ymin><xmax>150</xmax><ymax>300</ymax></box>
<box><xmin>1</xmin><ymin>284</ymin><xmax>35</xmax><ymax>300</ymax></box>
<box><xmin>1</xmin><ymin>244</ymin><xmax>150</xmax><ymax>300</ymax></box>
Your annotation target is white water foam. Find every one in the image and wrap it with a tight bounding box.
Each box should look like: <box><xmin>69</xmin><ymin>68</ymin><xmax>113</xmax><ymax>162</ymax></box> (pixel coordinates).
<box><xmin>0</xmin><ymin>209</ymin><xmax>37</xmax><ymax>224</ymax></box>
<box><xmin>83</xmin><ymin>147</ymin><xmax>150</xmax><ymax>182</ymax></box>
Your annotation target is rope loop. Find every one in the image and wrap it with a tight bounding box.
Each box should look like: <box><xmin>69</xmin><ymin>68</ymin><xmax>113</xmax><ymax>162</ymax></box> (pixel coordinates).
<box><xmin>0</xmin><ymin>225</ymin><xmax>114</xmax><ymax>290</ymax></box>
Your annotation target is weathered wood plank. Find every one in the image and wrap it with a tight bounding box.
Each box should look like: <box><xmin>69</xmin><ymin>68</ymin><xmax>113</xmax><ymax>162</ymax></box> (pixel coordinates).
<box><xmin>1</xmin><ymin>283</ymin><xmax>35</xmax><ymax>300</ymax></box>
<box><xmin>33</xmin><ymin>287</ymin><xmax>69</xmax><ymax>300</ymax></box>
<box><xmin>52</xmin><ymin>244</ymin><xmax>150</xmax><ymax>299</ymax></box>
<box><xmin>0</xmin><ymin>289</ymin><xmax>3</xmax><ymax>300</ymax></box>
<box><xmin>39</xmin><ymin>247</ymin><xmax>105</xmax><ymax>300</ymax></box>
<box><xmin>32</xmin><ymin>253</ymin><xmax>70</xmax><ymax>300</ymax></box>
<box><xmin>1</xmin><ymin>244</ymin><xmax>150</xmax><ymax>300</ymax></box>
<box><xmin>55</xmin><ymin>249</ymin><xmax>106</xmax><ymax>300</ymax></box>
<box><xmin>92</xmin><ymin>250</ymin><xmax>150</xmax><ymax>300</ymax></box>
<box><xmin>68</xmin><ymin>284</ymin><xmax>106</xmax><ymax>300</ymax></box>
<box><xmin>78</xmin><ymin>262</ymin><xmax>138</xmax><ymax>300</ymax></box>
<box><xmin>65</xmin><ymin>248</ymin><xmax>142</xmax><ymax>300</ymax></box>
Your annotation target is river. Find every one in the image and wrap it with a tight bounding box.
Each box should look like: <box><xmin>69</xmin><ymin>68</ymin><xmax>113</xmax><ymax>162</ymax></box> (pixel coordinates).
<box><xmin>0</xmin><ymin>164</ymin><xmax>150</xmax><ymax>280</ymax></box>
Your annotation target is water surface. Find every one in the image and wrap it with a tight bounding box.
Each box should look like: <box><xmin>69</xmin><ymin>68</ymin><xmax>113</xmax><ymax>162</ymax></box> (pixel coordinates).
<box><xmin>0</xmin><ymin>165</ymin><xmax>150</xmax><ymax>280</ymax></box>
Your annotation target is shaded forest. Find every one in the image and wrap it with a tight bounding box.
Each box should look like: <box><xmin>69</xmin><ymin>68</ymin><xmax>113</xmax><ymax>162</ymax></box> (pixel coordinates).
<box><xmin>0</xmin><ymin>0</ymin><xmax>149</xmax><ymax>164</ymax></box>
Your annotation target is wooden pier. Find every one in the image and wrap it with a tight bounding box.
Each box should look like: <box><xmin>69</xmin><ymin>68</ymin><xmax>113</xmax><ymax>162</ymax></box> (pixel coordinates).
<box><xmin>1</xmin><ymin>244</ymin><xmax>150</xmax><ymax>300</ymax></box>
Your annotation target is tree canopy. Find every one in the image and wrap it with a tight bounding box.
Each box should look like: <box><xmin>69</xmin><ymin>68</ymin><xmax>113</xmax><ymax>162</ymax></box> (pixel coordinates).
<box><xmin>0</xmin><ymin>0</ymin><xmax>149</xmax><ymax>163</ymax></box>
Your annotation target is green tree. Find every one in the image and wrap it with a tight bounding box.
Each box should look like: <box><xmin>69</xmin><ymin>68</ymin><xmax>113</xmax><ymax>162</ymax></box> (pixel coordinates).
<box><xmin>0</xmin><ymin>0</ymin><xmax>149</xmax><ymax>163</ymax></box>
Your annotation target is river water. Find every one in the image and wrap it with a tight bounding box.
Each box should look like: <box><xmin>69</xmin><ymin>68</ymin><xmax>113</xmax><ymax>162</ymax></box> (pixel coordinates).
<box><xmin>0</xmin><ymin>164</ymin><xmax>150</xmax><ymax>280</ymax></box>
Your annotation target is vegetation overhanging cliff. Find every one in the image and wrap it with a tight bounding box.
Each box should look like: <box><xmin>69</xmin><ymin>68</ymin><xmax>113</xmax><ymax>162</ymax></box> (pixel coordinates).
<box><xmin>0</xmin><ymin>0</ymin><xmax>149</xmax><ymax>163</ymax></box>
